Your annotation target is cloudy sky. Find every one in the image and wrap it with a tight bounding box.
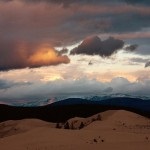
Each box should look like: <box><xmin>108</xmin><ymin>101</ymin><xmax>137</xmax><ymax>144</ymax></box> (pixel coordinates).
<box><xmin>0</xmin><ymin>0</ymin><xmax>150</xmax><ymax>101</ymax></box>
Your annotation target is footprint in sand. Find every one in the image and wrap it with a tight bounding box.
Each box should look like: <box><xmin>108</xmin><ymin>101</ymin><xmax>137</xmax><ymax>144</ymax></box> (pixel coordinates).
<box><xmin>88</xmin><ymin>136</ymin><xmax>105</xmax><ymax>144</ymax></box>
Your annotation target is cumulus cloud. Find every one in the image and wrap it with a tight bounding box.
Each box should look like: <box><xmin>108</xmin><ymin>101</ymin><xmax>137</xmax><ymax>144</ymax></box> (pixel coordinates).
<box><xmin>70</xmin><ymin>36</ymin><xmax>124</xmax><ymax>57</ymax></box>
<box><xmin>0</xmin><ymin>40</ymin><xmax>70</xmax><ymax>71</ymax></box>
<box><xmin>0</xmin><ymin>77</ymin><xmax>150</xmax><ymax>101</ymax></box>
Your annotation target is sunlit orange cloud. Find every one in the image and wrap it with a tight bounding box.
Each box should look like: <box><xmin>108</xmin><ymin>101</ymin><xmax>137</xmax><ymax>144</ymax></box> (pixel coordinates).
<box><xmin>0</xmin><ymin>39</ymin><xmax>70</xmax><ymax>71</ymax></box>
<box><xmin>28</xmin><ymin>47</ymin><xmax>70</xmax><ymax>67</ymax></box>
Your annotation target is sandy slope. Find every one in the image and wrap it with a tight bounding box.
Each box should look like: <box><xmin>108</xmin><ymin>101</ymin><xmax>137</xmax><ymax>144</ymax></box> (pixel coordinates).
<box><xmin>0</xmin><ymin>110</ymin><xmax>150</xmax><ymax>150</ymax></box>
<box><xmin>0</xmin><ymin>119</ymin><xmax>56</xmax><ymax>138</ymax></box>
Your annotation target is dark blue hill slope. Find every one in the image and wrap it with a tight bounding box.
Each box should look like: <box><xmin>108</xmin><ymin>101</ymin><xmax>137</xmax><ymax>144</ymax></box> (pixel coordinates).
<box><xmin>0</xmin><ymin>97</ymin><xmax>149</xmax><ymax>123</ymax></box>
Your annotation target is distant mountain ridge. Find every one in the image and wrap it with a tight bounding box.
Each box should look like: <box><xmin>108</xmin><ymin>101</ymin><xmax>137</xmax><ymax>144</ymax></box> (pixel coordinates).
<box><xmin>0</xmin><ymin>97</ymin><xmax>150</xmax><ymax>123</ymax></box>
<box><xmin>0</xmin><ymin>94</ymin><xmax>150</xmax><ymax>107</ymax></box>
<box><xmin>51</xmin><ymin>97</ymin><xmax>150</xmax><ymax>113</ymax></box>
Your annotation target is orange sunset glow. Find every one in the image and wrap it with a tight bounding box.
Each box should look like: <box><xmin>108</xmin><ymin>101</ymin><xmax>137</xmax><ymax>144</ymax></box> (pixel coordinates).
<box><xmin>29</xmin><ymin>47</ymin><xmax>70</xmax><ymax>66</ymax></box>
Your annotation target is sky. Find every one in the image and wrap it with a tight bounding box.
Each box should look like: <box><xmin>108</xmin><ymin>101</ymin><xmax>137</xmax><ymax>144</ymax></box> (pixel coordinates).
<box><xmin>0</xmin><ymin>0</ymin><xmax>150</xmax><ymax>101</ymax></box>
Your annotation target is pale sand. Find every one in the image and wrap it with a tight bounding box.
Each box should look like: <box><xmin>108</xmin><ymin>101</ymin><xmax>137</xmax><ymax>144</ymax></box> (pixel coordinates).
<box><xmin>0</xmin><ymin>110</ymin><xmax>150</xmax><ymax>150</ymax></box>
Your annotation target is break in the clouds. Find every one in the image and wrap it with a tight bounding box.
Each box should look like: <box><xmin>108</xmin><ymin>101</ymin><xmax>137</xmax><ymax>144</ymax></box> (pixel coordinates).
<box><xmin>70</xmin><ymin>36</ymin><xmax>124</xmax><ymax>57</ymax></box>
<box><xmin>126</xmin><ymin>57</ymin><xmax>150</xmax><ymax>67</ymax></box>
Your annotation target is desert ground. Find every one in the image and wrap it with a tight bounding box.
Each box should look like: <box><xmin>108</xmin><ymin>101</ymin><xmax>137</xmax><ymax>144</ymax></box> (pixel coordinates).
<box><xmin>0</xmin><ymin>110</ymin><xmax>150</xmax><ymax>150</ymax></box>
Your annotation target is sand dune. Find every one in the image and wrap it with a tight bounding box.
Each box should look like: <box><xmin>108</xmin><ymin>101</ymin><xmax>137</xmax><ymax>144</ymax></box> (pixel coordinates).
<box><xmin>86</xmin><ymin>110</ymin><xmax>150</xmax><ymax>130</ymax></box>
<box><xmin>0</xmin><ymin>119</ymin><xmax>56</xmax><ymax>138</ymax></box>
<box><xmin>0</xmin><ymin>110</ymin><xmax>150</xmax><ymax>150</ymax></box>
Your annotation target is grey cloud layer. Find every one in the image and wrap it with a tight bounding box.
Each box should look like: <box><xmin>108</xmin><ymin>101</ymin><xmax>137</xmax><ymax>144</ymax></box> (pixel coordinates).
<box><xmin>130</xmin><ymin>57</ymin><xmax>149</xmax><ymax>63</ymax></box>
<box><xmin>0</xmin><ymin>0</ymin><xmax>150</xmax><ymax>44</ymax></box>
<box><xmin>0</xmin><ymin>79</ymin><xmax>31</xmax><ymax>90</ymax></box>
<box><xmin>125</xmin><ymin>0</ymin><xmax>150</xmax><ymax>5</ymax></box>
<box><xmin>2</xmin><ymin>0</ymin><xmax>150</xmax><ymax>5</ymax></box>
<box><xmin>0</xmin><ymin>77</ymin><xmax>150</xmax><ymax>100</ymax></box>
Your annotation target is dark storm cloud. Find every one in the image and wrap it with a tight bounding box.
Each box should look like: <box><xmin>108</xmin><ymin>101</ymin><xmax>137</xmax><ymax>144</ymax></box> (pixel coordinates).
<box><xmin>125</xmin><ymin>0</ymin><xmax>150</xmax><ymax>6</ymax></box>
<box><xmin>108</xmin><ymin>13</ymin><xmax>150</xmax><ymax>34</ymax></box>
<box><xmin>70</xmin><ymin>36</ymin><xmax>124</xmax><ymax>57</ymax></box>
<box><xmin>3</xmin><ymin>0</ymin><xmax>150</xmax><ymax>5</ymax></box>
<box><xmin>0</xmin><ymin>0</ymin><xmax>150</xmax><ymax>44</ymax></box>
<box><xmin>1</xmin><ymin>0</ymin><xmax>115</xmax><ymax>5</ymax></box>
<box><xmin>0</xmin><ymin>79</ymin><xmax>31</xmax><ymax>90</ymax></box>
<box><xmin>0</xmin><ymin>0</ymin><xmax>149</xmax><ymax>62</ymax></box>
<box><xmin>0</xmin><ymin>0</ymin><xmax>12</xmax><ymax>1</ymax></box>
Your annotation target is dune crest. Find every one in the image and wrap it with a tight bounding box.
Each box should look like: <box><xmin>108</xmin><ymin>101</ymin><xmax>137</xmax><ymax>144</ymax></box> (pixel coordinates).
<box><xmin>56</xmin><ymin>113</ymin><xmax>101</xmax><ymax>130</ymax></box>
